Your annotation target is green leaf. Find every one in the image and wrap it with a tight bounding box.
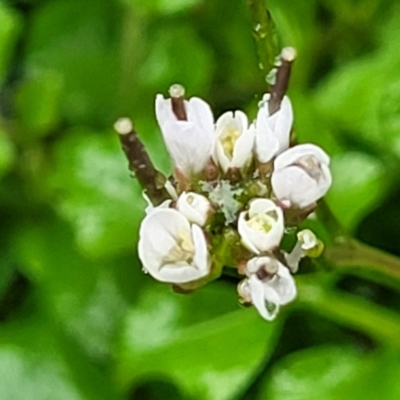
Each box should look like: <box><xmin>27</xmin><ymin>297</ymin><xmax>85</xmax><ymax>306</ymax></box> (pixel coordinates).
<box><xmin>121</xmin><ymin>0</ymin><xmax>202</xmax><ymax>15</ymax></box>
<box><xmin>116</xmin><ymin>282</ymin><xmax>282</xmax><ymax>400</ymax></box>
<box><xmin>0</xmin><ymin>317</ymin><xmax>121</xmax><ymax>400</ymax></box>
<box><xmin>13</xmin><ymin>215</ymin><xmax>141</xmax><ymax>360</ymax></box>
<box><xmin>23</xmin><ymin>0</ymin><xmax>120</xmax><ymax>126</ymax></box>
<box><xmin>13</xmin><ymin>69</ymin><xmax>63</xmax><ymax>141</ymax></box>
<box><xmin>0</xmin><ymin>3</ymin><xmax>21</xmax><ymax>85</ymax></box>
<box><xmin>0</xmin><ymin>128</ymin><xmax>15</xmax><ymax>179</ymax></box>
<box><xmin>326</xmin><ymin>152</ymin><xmax>387</xmax><ymax>230</ymax></box>
<box><xmin>139</xmin><ymin>25</ymin><xmax>213</xmax><ymax>94</ymax></box>
<box><xmin>46</xmin><ymin>127</ymin><xmax>144</xmax><ymax>258</ymax></box>
<box><xmin>259</xmin><ymin>345</ymin><xmax>363</xmax><ymax>400</ymax></box>
<box><xmin>260</xmin><ymin>345</ymin><xmax>400</xmax><ymax>400</ymax></box>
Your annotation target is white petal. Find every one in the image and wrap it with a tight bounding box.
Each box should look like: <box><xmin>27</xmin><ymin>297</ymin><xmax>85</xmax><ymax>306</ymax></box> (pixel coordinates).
<box><xmin>248</xmin><ymin>275</ymin><xmax>280</xmax><ymax>321</ymax></box>
<box><xmin>238</xmin><ymin>199</ymin><xmax>284</xmax><ymax>253</ymax></box>
<box><xmin>232</xmin><ymin>123</ymin><xmax>255</xmax><ymax>169</ymax></box>
<box><xmin>177</xmin><ymin>192</ymin><xmax>211</xmax><ymax>226</ymax></box>
<box><xmin>214</xmin><ymin>111</ymin><xmax>252</xmax><ymax>171</ymax></box>
<box><xmin>246</xmin><ymin>256</ymin><xmax>279</xmax><ymax>275</ymax></box>
<box><xmin>271</xmin><ymin>95</ymin><xmax>293</xmax><ymax>154</ymax></box>
<box><xmin>213</xmin><ymin>139</ymin><xmax>231</xmax><ymax>173</ymax></box>
<box><xmin>255</xmin><ymin>129</ymin><xmax>280</xmax><ymax>163</ymax></box>
<box><xmin>155</xmin><ymin>95</ymin><xmax>174</xmax><ymax>128</ymax></box>
<box><xmin>271</xmin><ymin>165</ymin><xmax>330</xmax><ymax>208</ymax></box>
<box><xmin>186</xmin><ymin>97</ymin><xmax>214</xmax><ymax>140</ymax></box>
<box><xmin>138</xmin><ymin>209</ymin><xmax>190</xmax><ymax>275</ymax></box>
<box><xmin>162</xmin><ymin>119</ymin><xmax>212</xmax><ymax>176</ymax></box>
<box><xmin>274</xmin><ymin>143</ymin><xmax>330</xmax><ymax>170</ymax></box>
<box><xmin>191</xmin><ymin>223</ymin><xmax>210</xmax><ymax>274</ymax></box>
<box><xmin>255</xmin><ymin>94</ymin><xmax>293</xmax><ymax>162</ymax></box>
<box><xmin>238</xmin><ymin>212</ymin><xmax>261</xmax><ymax>254</ymax></box>
<box><xmin>265</xmin><ymin>264</ymin><xmax>297</xmax><ymax>305</ymax></box>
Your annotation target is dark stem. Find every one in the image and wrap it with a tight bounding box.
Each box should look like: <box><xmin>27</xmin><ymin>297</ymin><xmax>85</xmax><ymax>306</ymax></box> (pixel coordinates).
<box><xmin>169</xmin><ymin>84</ymin><xmax>187</xmax><ymax>120</ymax></box>
<box><xmin>114</xmin><ymin>118</ymin><xmax>170</xmax><ymax>205</ymax></box>
<box><xmin>268</xmin><ymin>47</ymin><xmax>296</xmax><ymax>115</ymax></box>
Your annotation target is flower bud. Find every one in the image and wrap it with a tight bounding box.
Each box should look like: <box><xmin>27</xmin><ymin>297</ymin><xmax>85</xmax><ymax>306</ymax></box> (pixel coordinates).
<box><xmin>238</xmin><ymin>198</ymin><xmax>284</xmax><ymax>254</ymax></box>
<box><xmin>156</xmin><ymin>89</ymin><xmax>214</xmax><ymax>178</ymax></box>
<box><xmin>138</xmin><ymin>208</ymin><xmax>210</xmax><ymax>283</ymax></box>
<box><xmin>271</xmin><ymin>144</ymin><xmax>332</xmax><ymax>209</ymax></box>
<box><xmin>255</xmin><ymin>94</ymin><xmax>293</xmax><ymax>163</ymax></box>
<box><xmin>213</xmin><ymin>111</ymin><xmax>255</xmax><ymax>173</ymax></box>
<box><xmin>176</xmin><ymin>192</ymin><xmax>211</xmax><ymax>227</ymax></box>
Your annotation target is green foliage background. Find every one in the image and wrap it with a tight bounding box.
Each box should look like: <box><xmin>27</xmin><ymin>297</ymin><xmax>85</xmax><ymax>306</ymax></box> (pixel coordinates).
<box><xmin>1</xmin><ymin>0</ymin><xmax>400</xmax><ymax>398</ymax></box>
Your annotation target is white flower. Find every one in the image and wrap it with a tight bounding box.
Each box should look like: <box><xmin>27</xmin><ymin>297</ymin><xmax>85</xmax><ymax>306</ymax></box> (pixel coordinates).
<box><xmin>238</xmin><ymin>198</ymin><xmax>284</xmax><ymax>254</ymax></box>
<box><xmin>156</xmin><ymin>93</ymin><xmax>214</xmax><ymax>177</ymax></box>
<box><xmin>138</xmin><ymin>208</ymin><xmax>210</xmax><ymax>283</ymax></box>
<box><xmin>238</xmin><ymin>256</ymin><xmax>296</xmax><ymax>321</ymax></box>
<box><xmin>285</xmin><ymin>229</ymin><xmax>323</xmax><ymax>272</ymax></box>
<box><xmin>212</xmin><ymin>111</ymin><xmax>255</xmax><ymax>172</ymax></box>
<box><xmin>255</xmin><ymin>94</ymin><xmax>293</xmax><ymax>163</ymax></box>
<box><xmin>176</xmin><ymin>192</ymin><xmax>211</xmax><ymax>226</ymax></box>
<box><xmin>271</xmin><ymin>144</ymin><xmax>332</xmax><ymax>209</ymax></box>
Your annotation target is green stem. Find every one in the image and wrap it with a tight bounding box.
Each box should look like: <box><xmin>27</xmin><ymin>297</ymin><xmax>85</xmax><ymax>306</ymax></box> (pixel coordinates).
<box><xmin>297</xmin><ymin>277</ymin><xmax>400</xmax><ymax>348</ymax></box>
<box><xmin>324</xmin><ymin>238</ymin><xmax>400</xmax><ymax>283</ymax></box>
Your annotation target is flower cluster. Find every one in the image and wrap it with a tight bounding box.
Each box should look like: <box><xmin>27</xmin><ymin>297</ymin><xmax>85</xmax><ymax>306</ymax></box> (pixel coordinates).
<box><xmin>115</xmin><ymin>52</ymin><xmax>332</xmax><ymax>321</ymax></box>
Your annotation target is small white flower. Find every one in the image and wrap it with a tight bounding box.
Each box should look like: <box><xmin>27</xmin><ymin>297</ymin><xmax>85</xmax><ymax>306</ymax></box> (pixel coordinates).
<box><xmin>238</xmin><ymin>256</ymin><xmax>296</xmax><ymax>321</ymax></box>
<box><xmin>213</xmin><ymin>111</ymin><xmax>255</xmax><ymax>173</ymax></box>
<box><xmin>156</xmin><ymin>94</ymin><xmax>214</xmax><ymax>177</ymax></box>
<box><xmin>177</xmin><ymin>192</ymin><xmax>211</xmax><ymax>226</ymax></box>
<box><xmin>138</xmin><ymin>208</ymin><xmax>210</xmax><ymax>283</ymax></box>
<box><xmin>238</xmin><ymin>198</ymin><xmax>284</xmax><ymax>254</ymax></box>
<box><xmin>255</xmin><ymin>94</ymin><xmax>293</xmax><ymax>163</ymax></box>
<box><xmin>285</xmin><ymin>229</ymin><xmax>323</xmax><ymax>272</ymax></box>
<box><xmin>271</xmin><ymin>143</ymin><xmax>332</xmax><ymax>208</ymax></box>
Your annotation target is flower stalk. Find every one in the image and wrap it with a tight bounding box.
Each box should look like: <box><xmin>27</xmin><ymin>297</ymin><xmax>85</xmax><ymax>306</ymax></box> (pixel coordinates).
<box><xmin>114</xmin><ymin>118</ymin><xmax>170</xmax><ymax>205</ymax></box>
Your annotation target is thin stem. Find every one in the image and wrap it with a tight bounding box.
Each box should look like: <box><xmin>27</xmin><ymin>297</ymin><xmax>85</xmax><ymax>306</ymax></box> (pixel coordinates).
<box><xmin>269</xmin><ymin>47</ymin><xmax>296</xmax><ymax>114</ymax></box>
<box><xmin>114</xmin><ymin>118</ymin><xmax>170</xmax><ymax>205</ymax></box>
<box><xmin>297</xmin><ymin>277</ymin><xmax>400</xmax><ymax>348</ymax></box>
<box><xmin>324</xmin><ymin>238</ymin><xmax>400</xmax><ymax>282</ymax></box>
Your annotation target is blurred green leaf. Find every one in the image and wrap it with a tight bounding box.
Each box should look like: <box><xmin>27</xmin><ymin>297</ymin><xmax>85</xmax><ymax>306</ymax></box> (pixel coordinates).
<box><xmin>46</xmin><ymin>127</ymin><xmax>144</xmax><ymax>258</ymax></box>
<box><xmin>259</xmin><ymin>345</ymin><xmax>363</xmax><ymax>400</ymax></box>
<box><xmin>116</xmin><ymin>282</ymin><xmax>282</xmax><ymax>400</ymax></box>
<box><xmin>0</xmin><ymin>3</ymin><xmax>21</xmax><ymax>85</ymax></box>
<box><xmin>140</xmin><ymin>25</ymin><xmax>213</xmax><ymax>94</ymax></box>
<box><xmin>23</xmin><ymin>0</ymin><xmax>121</xmax><ymax>126</ymax></box>
<box><xmin>13</xmin><ymin>69</ymin><xmax>63</xmax><ymax>141</ymax></box>
<box><xmin>314</xmin><ymin>10</ymin><xmax>400</xmax><ymax>155</ymax></box>
<box><xmin>260</xmin><ymin>345</ymin><xmax>400</xmax><ymax>400</ymax></box>
<box><xmin>13</xmin><ymin>214</ymin><xmax>140</xmax><ymax>360</ymax></box>
<box><xmin>0</xmin><ymin>317</ymin><xmax>121</xmax><ymax>400</ymax></box>
<box><xmin>121</xmin><ymin>0</ymin><xmax>201</xmax><ymax>15</ymax></box>
<box><xmin>326</xmin><ymin>152</ymin><xmax>387</xmax><ymax>230</ymax></box>
<box><xmin>0</xmin><ymin>127</ymin><xmax>15</xmax><ymax>178</ymax></box>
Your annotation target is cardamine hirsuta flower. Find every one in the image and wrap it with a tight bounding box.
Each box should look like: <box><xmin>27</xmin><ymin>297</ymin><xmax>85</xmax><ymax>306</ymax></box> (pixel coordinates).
<box><xmin>115</xmin><ymin>47</ymin><xmax>332</xmax><ymax>321</ymax></box>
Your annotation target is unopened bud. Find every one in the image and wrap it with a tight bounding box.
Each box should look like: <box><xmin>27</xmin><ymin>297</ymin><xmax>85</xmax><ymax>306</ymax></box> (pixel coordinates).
<box><xmin>237</xmin><ymin>280</ymin><xmax>252</xmax><ymax>304</ymax></box>
<box><xmin>204</xmin><ymin>160</ymin><xmax>219</xmax><ymax>181</ymax></box>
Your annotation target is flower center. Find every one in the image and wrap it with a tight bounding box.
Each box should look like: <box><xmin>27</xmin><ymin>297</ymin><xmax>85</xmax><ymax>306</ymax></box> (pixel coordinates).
<box><xmin>246</xmin><ymin>213</ymin><xmax>275</xmax><ymax>233</ymax></box>
<box><xmin>162</xmin><ymin>228</ymin><xmax>195</xmax><ymax>266</ymax></box>
<box><xmin>295</xmin><ymin>155</ymin><xmax>322</xmax><ymax>180</ymax></box>
<box><xmin>220</xmin><ymin>126</ymin><xmax>241</xmax><ymax>158</ymax></box>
